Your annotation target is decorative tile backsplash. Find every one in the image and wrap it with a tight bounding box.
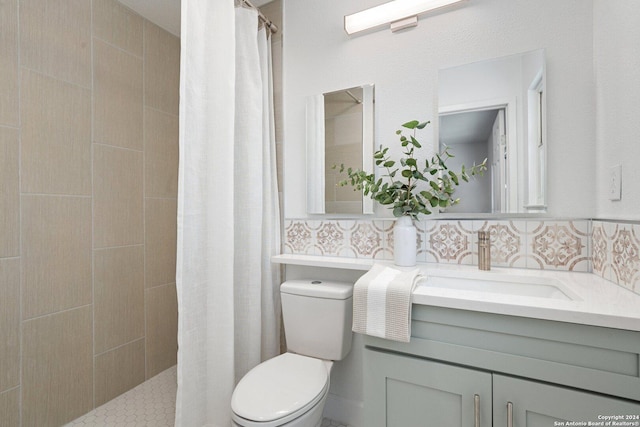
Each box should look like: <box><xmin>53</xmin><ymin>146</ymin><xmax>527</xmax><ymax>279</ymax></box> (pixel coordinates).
<box><xmin>285</xmin><ymin>220</ymin><xmax>393</xmax><ymax>259</ymax></box>
<box><xmin>592</xmin><ymin>220</ymin><xmax>640</xmax><ymax>294</ymax></box>
<box><xmin>284</xmin><ymin>218</ymin><xmax>640</xmax><ymax>295</ymax></box>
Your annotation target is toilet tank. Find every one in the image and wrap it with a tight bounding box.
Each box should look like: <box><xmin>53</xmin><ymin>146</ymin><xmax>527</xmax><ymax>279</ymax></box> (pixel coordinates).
<box><xmin>281</xmin><ymin>280</ymin><xmax>353</xmax><ymax>361</ymax></box>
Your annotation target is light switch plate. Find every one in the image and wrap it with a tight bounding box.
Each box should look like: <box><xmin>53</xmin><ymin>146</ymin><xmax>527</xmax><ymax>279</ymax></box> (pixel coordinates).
<box><xmin>609</xmin><ymin>164</ymin><xmax>622</xmax><ymax>201</ymax></box>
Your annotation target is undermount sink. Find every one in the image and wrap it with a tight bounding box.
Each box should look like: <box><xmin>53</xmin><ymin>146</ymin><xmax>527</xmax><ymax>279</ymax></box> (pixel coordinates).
<box><xmin>419</xmin><ymin>271</ymin><xmax>579</xmax><ymax>301</ymax></box>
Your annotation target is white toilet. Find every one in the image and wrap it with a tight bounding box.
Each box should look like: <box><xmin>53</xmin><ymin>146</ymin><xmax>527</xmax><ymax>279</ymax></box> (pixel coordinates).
<box><xmin>231</xmin><ymin>280</ymin><xmax>353</xmax><ymax>427</ymax></box>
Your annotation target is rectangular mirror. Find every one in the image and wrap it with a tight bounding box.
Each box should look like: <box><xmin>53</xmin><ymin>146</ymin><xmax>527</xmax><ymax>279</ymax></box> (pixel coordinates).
<box><xmin>306</xmin><ymin>84</ymin><xmax>375</xmax><ymax>214</ymax></box>
<box><xmin>438</xmin><ymin>49</ymin><xmax>546</xmax><ymax>214</ymax></box>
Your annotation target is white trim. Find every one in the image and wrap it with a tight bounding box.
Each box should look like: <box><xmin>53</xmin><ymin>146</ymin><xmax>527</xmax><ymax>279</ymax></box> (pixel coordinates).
<box><xmin>306</xmin><ymin>94</ymin><xmax>326</xmax><ymax>214</ymax></box>
<box><xmin>362</xmin><ymin>84</ymin><xmax>375</xmax><ymax>215</ymax></box>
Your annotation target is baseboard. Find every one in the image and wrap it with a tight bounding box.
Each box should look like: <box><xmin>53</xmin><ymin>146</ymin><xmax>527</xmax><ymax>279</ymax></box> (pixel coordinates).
<box><xmin>322</xmin><ymin>392</ymin><xmax>363</xmax><ymax>427</ymax></box>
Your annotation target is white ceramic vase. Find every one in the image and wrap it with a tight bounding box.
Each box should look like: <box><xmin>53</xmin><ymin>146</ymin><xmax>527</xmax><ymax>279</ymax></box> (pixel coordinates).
<box><xmin>393</xmin><ymin>216</ymin><xmax>417</xmax><ymax>267</ymax></box>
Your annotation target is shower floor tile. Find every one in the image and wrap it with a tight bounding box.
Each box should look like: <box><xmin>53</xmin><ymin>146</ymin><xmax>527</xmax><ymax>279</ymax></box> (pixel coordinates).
<box><xmin>66</xmin><ymin>364</ymin><xmax>349</xmax><ymax>427</ymax></box>
<box><xmin>66</xmin><ymin>365</ymin><xmax>177</xmax><ymax>426</ymax></box>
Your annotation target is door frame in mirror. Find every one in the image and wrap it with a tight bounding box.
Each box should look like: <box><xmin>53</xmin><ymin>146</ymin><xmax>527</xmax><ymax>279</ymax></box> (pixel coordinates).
<box><xmin>439</xmin><ymin>97</ymin><xmax>518</xmax><ymax>213</ymax></box>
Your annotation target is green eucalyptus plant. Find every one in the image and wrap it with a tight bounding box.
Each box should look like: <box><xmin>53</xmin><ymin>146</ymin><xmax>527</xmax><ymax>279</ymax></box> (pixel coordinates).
<box><xmin>337</xmin><ymin>120</ymin><xmax>487</xmax><ymax>219</ymax></box>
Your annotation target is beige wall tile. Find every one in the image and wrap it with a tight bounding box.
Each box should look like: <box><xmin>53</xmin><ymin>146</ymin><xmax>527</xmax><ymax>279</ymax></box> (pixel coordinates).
<box><xmin>144</xmin><ymin>21</ymin><xmax>179</xmax><ymax>115</ymax></box>
<box><xmin>94</xmin><ymin>144</ymin><xmax>144</xmax><ymax>248</ymax></box>
<box><xmin>0</xmin><ymin>388</ymin><xmax>19</xmax><ymax>427</ymax></box>
<box><xmin>0</xmin><ymin>0</ymin><xmax>18</xmax><ymax>126</ymax></box>
<box><xmin>20</xmin><ymin>0</ymin><xmax>91</xmax><ymax>88</ymax></box>
<box><xmin>21</xmin><ymin>69</ymin><xmax>92</xmax><ymax>195</ymax></box>
<box><xmin>145</xmin><ymin>198</ymin><xmax>177</xmax><ymax>288</ymax></box>
<box><xmin>146</xmin><ymin>283</ymin><xmax>178</xmax><ymax>378</ymax></box>
<box><xmin>94</xmin><ymin>39</ymin><xmax>143</xmax><ymax>150</ymax></box>
<box><xmin>22</xmin><ymin>306</ymin><xmax>93</xmax><ymax>427</ymax></box>
<box><xmin>94</xmin><ymin>245</ymin><xmax>145</xmax><ymax>354</ymax></box>
<box><xmin>93</xmin><ymin>0</ymin><xmax>143</xmax><ymax>56</ymax></box>
<box><xmin>0</xmin><ymin>259</ymin><xmax>19</xmax><ymax>393</ymax></box>
<box><xmin>21</xmin><ymin>195</ymin><xmax>92</xmax><ymax>319</ymax></box>
<box><xmin>95</xmin><ymin>338</ymin><xmax>145</xmax><ymax>406</ymax></box>
<box><xmin>0</xmin><ymin>127</ymin><xmax>19</xmax><ymax>257</ymax></box>
<box><xmin>145</xmin><ymin>108</ymin><xmax>178</xmax><ymax>198</ymax></box>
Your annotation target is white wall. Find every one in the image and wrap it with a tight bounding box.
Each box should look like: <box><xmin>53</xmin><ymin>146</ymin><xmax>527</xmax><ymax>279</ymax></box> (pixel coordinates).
<box><xmin>438</xmin><ymin>55</ymin><xmax>522</xmax><ymax>107</ymax></box>
<box><xmin>594</xmin><ymin>0</ymin><xmax>640</xmax><ymax>219</ymax></box>
<box><xmin>279</xmin><ymin>1</ymin><xmax>640</xmax><ymax>425</ymax></box>
<box><xmin>283</xmin><ymin>0</ymin><xmax>596</xmax><ymax>219</ymax></box>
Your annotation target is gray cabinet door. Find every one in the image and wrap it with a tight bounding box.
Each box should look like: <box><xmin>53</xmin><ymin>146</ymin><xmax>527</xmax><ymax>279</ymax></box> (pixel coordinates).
<box><xmin>493</xmin><ymin>375</ymin><xmax>640</xmax><ymax>427</ymax></box>
<box><xmin>365</xmin><ymin>349</ymin><xmax>492</xmax><ymax>427</ymax></box>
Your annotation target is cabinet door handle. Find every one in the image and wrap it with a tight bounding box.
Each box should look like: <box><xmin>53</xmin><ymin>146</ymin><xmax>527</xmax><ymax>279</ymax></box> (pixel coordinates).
<box><xmin>507</xmin><ymin>402</ymin><xmax>513</xmax><ymax>427</ymax></box>
<box><xmin>474</xmin><ymin>394</ymin><xmax>480</xmax><ymax>427</ymax></box>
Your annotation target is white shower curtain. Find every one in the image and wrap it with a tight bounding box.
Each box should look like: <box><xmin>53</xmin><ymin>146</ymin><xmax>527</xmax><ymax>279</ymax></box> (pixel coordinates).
<box><xmin>175</xmin><ymin>1</ymin><xmax>281</xmax><ymax>425</ymax></box>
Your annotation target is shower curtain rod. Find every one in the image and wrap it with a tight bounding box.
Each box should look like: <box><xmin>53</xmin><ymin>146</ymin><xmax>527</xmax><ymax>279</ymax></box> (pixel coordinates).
<box><xmin>345</xmin><ymin>90</ymin><xmax>363</xmax><ymax>104</ymax></box>
<box><xmin>238</xmin><ymin>0</ymin><xmax>278</xmax><ymax>34</ymax></box>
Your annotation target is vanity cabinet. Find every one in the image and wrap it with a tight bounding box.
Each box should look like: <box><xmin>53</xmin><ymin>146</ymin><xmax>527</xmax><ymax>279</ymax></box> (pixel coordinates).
<box><xmin>493</xmin><ymin>375</ymin><xmax>640</xmax><ymax>427</ymax></box>
<box><xmin>364</xmin><ymin>306</ymin><xmax>640</xmax><ymax>427</ymax></box>
<box><xmin>366</xmin><ymin>350</ymin><xmax>492</xmax><ymax>426</ymax></box>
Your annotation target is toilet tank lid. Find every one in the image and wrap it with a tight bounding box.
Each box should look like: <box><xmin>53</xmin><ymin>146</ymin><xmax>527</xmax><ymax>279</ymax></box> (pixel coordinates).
<box><xmin>281</xmin><ymin>280</ymin><xmax>353</xmax><ymax>300</ymax></box>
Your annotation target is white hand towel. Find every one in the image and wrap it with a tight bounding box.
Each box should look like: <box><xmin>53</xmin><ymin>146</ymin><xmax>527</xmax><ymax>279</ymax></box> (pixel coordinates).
<box><xmin>352</xmin><ymin>263</ymin><xmax>422</xmax><ymax>342</ymax></box>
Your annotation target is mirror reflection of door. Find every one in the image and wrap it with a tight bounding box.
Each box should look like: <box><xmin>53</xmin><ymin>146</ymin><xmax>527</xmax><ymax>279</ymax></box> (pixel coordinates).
<box><xmin>526</xmin><ymin>70</ymin><xmax>546</xmax><ymax>210</ymax></box>
<box><xmin>438</xmin><ymin>49</ymin><xmax>546</xmax><ymax>213</ymax></box>
<box><xmin>491</xmin><ymin>109</ymin><xmax>506</xmax><ymax>212</ymax></box>
<box><xmin>440</xmin><ymin>108</ymin><xmax>506</xmax><ymax>213</ymax></box>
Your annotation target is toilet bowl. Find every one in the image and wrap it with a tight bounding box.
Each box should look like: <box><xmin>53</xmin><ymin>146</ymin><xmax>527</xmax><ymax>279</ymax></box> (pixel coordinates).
<box><xmin>231</xmin><ymin>280</ymin><xmax>353</xmax><ymax>427</ymax></box>
<box><xmin>231</xmin><ymin>353</ymin><xmax>333</xmax><ymax>427</ymax></box>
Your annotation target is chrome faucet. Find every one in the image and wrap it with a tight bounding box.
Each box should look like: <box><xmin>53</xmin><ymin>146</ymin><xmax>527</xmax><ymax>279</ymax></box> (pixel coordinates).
<box><xmin>478</xmin><ymin>230</ymin><xmax>491</xmax><ymax>271</ymax></box>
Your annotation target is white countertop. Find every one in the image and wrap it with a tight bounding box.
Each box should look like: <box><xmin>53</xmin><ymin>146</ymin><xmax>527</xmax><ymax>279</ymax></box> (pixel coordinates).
<box><xmin>272</xmin><ymin>254</ymin><xmax>640</xmax><ymax>332</ymax></box>
<box><xmin>411</xmin><ymin>263</ymin><xmax>640</xmax><ymax>332</ymax></box>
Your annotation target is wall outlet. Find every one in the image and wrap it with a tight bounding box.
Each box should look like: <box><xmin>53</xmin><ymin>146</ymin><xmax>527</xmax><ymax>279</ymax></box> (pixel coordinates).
<box><xmin>609</xmin><ymin>164</ymin><xmax>622</xmax><ymax>201</ymax></box>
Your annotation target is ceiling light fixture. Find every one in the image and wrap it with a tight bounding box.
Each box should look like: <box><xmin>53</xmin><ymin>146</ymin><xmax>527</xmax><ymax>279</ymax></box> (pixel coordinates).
<box><xmin>344</xmin><ymin>0</ymin><xmax>466</xmax><ymax>35</ymax></box>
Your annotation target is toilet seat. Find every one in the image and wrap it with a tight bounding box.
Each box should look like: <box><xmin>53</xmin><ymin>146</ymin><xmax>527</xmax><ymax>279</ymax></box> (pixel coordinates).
<box><xmin>231</xmin><ymin>353</ymin><xmax>330</xmax><ymax>427</ymax></box>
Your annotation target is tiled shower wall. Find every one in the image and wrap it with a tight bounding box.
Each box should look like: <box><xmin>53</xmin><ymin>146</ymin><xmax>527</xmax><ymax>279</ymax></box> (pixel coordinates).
<box><xmin>0</xmin><ymin>0</ymin><xmax>179</xmax><ymax>425</ymax></box>
<box><xmin>285</xmin><ymin>218</ymin><xmax>639</xmax><ymax>295</ymax></box>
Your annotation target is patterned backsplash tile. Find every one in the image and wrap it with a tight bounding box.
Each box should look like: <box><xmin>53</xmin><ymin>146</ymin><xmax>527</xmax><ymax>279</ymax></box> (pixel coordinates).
<box><xmin>524</xmin><ymin>220</ymin><xmax>591</xmax><ymax>272</ymax></box>
<box><xmin>285</xmin><ymin>218</ymin><xmax>640</xmax><ymax>295</ymax></box>
<box><xmin>284</xmin><ymin>220</ymin><xmax>393</xmax><ymax>259</ymax></box>
<box><xmin>424</xmin><ymin>220</ymin><xmax>475</xmax><ymax>265</ymax></box>
<box><xmin>592</xmin><ymin>220</ymin><xmax>639</xmax><ymax>293</ymax></box>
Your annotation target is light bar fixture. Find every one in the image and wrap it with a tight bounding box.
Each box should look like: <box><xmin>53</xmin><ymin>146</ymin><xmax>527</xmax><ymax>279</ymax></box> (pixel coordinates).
<box><xmin>344</xmin><ymin>0</ymin><xmax>466</xmax><ymax>35</ymax></box>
